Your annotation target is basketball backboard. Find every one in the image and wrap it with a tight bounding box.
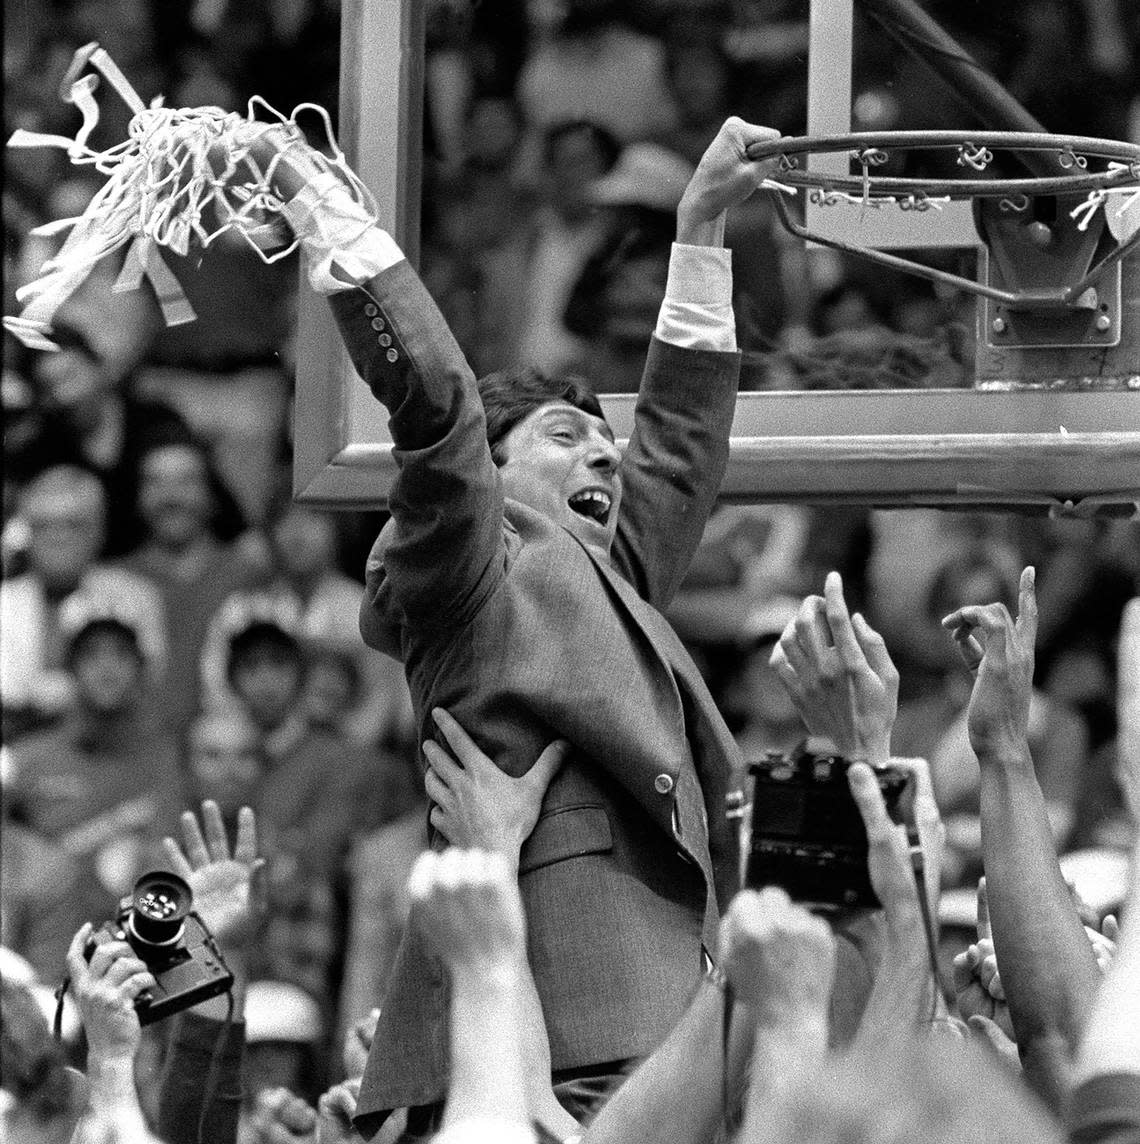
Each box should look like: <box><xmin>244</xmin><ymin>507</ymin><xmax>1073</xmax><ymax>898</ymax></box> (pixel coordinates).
<box><xmin>292</xmin><ymin>0</ymin><xmax>1140</xmax><ymax>512</ymax></box>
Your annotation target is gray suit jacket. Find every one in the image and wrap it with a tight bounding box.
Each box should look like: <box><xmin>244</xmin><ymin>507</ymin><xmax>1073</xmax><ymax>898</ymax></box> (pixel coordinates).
<box><xmin>328</xmin><ymin>259</ymin><xmax>744</xmax><ymax>1134</ymax></box>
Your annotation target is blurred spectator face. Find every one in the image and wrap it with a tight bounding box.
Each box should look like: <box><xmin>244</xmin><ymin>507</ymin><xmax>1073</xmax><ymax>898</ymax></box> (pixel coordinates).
<box><xmin>272</xmin><ymin>506</ymin><xmax>337</xmax><ymax>584</ymax></box>
<box><xmin>69</xmin><ymin>624</ymin><xmax>145</xmax><ymax>717</ymax></box>
<box><xmin>302</xmin><ymin>649</ymin><xmax>360</xmax><ymax>731</ymax></box>
<box><xmin>667</xmin><ymin>43</ymin><xmax>729</xmax><ymax>120</ymax></box>
<box><xmin>467</xmin><ymin>97</ymin><xmax>523</xmax><ymax>168</ymax></box>
<box><xmin>23</xmin><ymin>469</ymin><xmax>105</xmax><ymax>593</ymax></box>
<box><xmin>545</xmin><ymin>125</ymin><xmax>616</xmax><ymax>220</ymax></box>
<box><xmin>138</xmin><ymin>445</ymin><xmax>213</xmax><ymax>550</ymax></box>
<box><xmin>32</xmin><ymin>344</ymin><xmax>109</xmax><ymax>428</ymax></box>
<box><xmin>816</xmin><ymin>286</ymin><xmax>878</xmax><ymax>335</ymax></box>
<box><xmin>188</xmin><ymin>715</ymin><xmax>262</xmax><ymax>817</ymax></box>
<box><xmin>231</xmin><ymin>646</ymin><xmax>305</xmax><ymax>732</ymax></box>
<box><xmin>600</xmin><ymin>247</ymin><xmax>671</xmax><ymax>348</ymax></box>
<box><xmin>724</xmin><ymin>638</ymin><xmax>800</xmax><ymax>728</ymax></box>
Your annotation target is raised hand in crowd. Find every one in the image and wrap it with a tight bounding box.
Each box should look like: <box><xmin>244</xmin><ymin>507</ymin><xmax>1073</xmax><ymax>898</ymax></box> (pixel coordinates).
<box><xmin>161</xmin><ymin>801</ymin><xmax>267</xmax><ymax>1015</ymax></box>
<box><xmin>720</xmin><ymin>886</ymin><xmax>835</xmax><ymax>1026</ymax></box>
<box><xmin>424</xmin><ymin>707</ymin><xmax>569</xmax><ymax>867</ymax></box>
<box><xmin>407</xmin><ymin>848</ymin><xmax>533</xmax><ymax>1139</ymax></box>
<box><xmin>941</xmin><ymin>567</ymin><xmax>1100</xmax><ymax>1111</ymax></box>
<box><xmin>65</xmin><ymin>923</ymin><xmax>156</xmax><ymax>1142</ymax></box>
<box><xmin>157</xmin><ymin>802</ymin><xmax>265</xmax><ymax>1144</ymax></box>
<box><xmin>723</xmin><ymin>888</ymin><xmax>833</xmax><ymax>1138</ymax></box>
<box><xmin>952</xmin><ymin>879</ymin><xmax>1016</xmax><ymax>1049</ymax></box>
<box><xmin>770</xmin><ymin>570</ymin><xmax>898</xmax><ymax>767</ymax></box>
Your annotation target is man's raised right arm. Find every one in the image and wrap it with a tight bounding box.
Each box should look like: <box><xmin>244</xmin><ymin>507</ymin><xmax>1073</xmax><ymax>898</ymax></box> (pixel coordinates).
<box><xmin>263</xmin><ymin>133</ymin><xmax>505</xmax><ymax>627</ymax></box>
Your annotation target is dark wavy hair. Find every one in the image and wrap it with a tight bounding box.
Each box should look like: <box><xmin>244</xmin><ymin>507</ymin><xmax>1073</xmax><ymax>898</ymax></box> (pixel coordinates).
<box><xmin>478</xmin><ymin>367</ymin><xmax>606</xmax><ymax>466</ymax></box>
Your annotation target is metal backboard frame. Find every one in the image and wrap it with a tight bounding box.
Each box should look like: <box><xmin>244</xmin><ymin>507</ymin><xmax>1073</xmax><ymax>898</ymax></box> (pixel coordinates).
<box><xmin>293</xmin><ymin>0</ymin><xmax>1140</xmax><ymax>512</ymax></box>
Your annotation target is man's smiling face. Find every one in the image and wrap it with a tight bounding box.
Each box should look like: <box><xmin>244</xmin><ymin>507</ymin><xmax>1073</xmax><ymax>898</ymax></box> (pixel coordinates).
<box><xmin>497</xmin><ymin>401</ymin><xmax>623</xmax><ymax>558</ymax></box>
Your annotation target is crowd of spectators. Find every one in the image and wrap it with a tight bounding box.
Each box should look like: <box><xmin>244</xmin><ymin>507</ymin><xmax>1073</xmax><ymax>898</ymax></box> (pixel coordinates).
<box><xmin>2</xmin><ymin>1</ymin><xmax>1139</xmax><ymax>1142</ymax></box>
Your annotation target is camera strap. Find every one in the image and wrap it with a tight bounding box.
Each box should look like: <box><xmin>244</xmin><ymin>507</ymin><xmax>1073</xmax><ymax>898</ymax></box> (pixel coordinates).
<box><xmin>908</xmin><ymin>839</ymin><xmax>946</xmax><ymax>1017</ymax></box>
<box><xmin>53</xmin><ymin>977</ymin><xmax>70</xmax><ymax>1041</ymax></box>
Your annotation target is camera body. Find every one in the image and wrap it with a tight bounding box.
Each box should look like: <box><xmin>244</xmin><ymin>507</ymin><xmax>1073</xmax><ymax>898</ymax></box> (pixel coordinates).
<box><xmin>85</xmin><ymin>871</ymin><xmax>233</xmax><ymax>1025</ymax></box>
<box><xmin>746</xmin><ymin>744</ymin><xmax>914</xmax><ymax>908</ymax></box>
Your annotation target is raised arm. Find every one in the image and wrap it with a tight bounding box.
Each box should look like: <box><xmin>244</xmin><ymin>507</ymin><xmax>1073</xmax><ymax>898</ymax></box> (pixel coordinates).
<box><xmin>257</xmin><ymin>132</ymin><xmax>505</xmax><ymax>629</ymax></box>
<box><xmin>1071</xmin><ymin>596</ymin><xmax>1140</xmax><ymax>1090</ymax></box>
<box><xmin>942</xmin><ymin>567</ymin><xmax>1100</xmax><ymax>1110</ymax></box>
<box><xmin>612</xmin><ymin>118</ymin><xmax>780</xmax><ymax>606</ymax></box>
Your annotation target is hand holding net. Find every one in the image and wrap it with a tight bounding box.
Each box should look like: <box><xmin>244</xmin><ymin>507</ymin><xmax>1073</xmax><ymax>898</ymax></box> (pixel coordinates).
<box><xmin>4</xmin><ymin>43</ymin><xmax>376</xmax><ymax>351</ymax></box>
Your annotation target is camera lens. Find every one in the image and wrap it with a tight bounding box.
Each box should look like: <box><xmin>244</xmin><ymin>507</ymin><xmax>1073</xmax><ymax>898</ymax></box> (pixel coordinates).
<box><xmin>128</xmin><ymin>871</ymin><xmax>192</xmax><ymax>948</ymax></box>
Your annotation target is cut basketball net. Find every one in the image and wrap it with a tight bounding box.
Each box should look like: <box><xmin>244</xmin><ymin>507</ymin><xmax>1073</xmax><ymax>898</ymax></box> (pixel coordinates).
<box><xmin>4</xmin><ymin>42</ymin><xmax>377</xmax><ymax>352</ymax></box>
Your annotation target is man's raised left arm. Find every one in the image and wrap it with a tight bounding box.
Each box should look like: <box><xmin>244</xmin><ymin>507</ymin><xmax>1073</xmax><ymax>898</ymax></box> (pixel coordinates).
<box><xmin>613</xmin><ymin>118</ymin><xmax>781</xmax><ymax>606</ymax></box>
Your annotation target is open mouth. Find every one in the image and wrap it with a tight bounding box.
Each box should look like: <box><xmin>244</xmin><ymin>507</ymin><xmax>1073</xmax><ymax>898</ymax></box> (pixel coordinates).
<box><xmin>567</xmin><ymin>488</ymin><xmax>613</xmax><ymax>526</ymax></box>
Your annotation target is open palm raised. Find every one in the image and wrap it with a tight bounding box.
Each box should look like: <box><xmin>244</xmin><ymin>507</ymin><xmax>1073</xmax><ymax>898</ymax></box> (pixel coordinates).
<box><xmin>163</xmin><ymin>801</ymin><xmax>267</xmax><ymax>950</ymax></box>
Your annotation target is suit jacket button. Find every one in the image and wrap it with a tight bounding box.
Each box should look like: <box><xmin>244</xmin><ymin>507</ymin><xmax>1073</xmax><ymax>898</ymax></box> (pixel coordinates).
<box><xmin>378</xmin><ymin>333</ymin><xmax>392</xmax><ymax>347</ymax></box>
<box><xmin>364</xmin><ymin>303</ymin><xmax>378</xmax><ymax>317</ymax></box>
<box><xmin>370</xmin><ymin>316</ymin><xmax>386</xmax><ymax>331</ymax></box>
<box><xmin>386</xmin><ymin>348</ymin><xmax>399</xmax><ymax>363</ymax></box>
<box><xmin>654</xmin><ymin>773</ymin><xmax>674</xmax><ymax>795</ymax></box>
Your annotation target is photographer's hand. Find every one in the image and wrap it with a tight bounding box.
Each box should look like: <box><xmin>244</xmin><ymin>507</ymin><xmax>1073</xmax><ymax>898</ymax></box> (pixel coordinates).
<box><xmin>66</xmin><ymin>923</ymin><xmax>155</xmax><ymax>1129</ymax></box>
<box><xmin>67</xmin><ymin>924</ymin><xmax>155</xmax><ymax>1065</ymax></box>
<box><xmin>847</xmin><ymin>762</ymin><xmax>942</xmax><ymax>1042</ymax></box>
<box><xmin>424</xmin><ymin>708</ymin><xmax>569</xmax><ymax>871</ymax></box>
<box><xmin>770</xmin><ymin>571</ymin><xmax>898</xmax><ymax>767</ymax></box>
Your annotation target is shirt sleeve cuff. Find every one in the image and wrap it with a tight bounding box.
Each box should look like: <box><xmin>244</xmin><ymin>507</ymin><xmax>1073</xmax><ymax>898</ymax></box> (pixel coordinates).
<box><xmin>280</xmin><ymin>174</ymin><xmax>406</xmax><ymax>294</ymax></box>
<box><xmin>655</xmin><ymin>243</ymin><xmax>736</xmax><ymax>352</ymax></box>
<box><xmin>662</xmin><ymin>242</ymin><xmax>733</xmax><ymax>305</ymax></box>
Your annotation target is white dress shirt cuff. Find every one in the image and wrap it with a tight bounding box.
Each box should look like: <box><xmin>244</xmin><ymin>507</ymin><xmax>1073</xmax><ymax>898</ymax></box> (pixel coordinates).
<box><xmin>280</xmin><ymin>173</ymin><xmax>405</xmax><ymax>294</ymax></box>
<box><xmin>431</xmin><ymin>1120</ymin><xmax>537</xmax><ymax>1144</ymax></box>
<box><xmin>654</xmin><ymin>242</ymin><xmax>736</xmax><ymax>353</ymax></box>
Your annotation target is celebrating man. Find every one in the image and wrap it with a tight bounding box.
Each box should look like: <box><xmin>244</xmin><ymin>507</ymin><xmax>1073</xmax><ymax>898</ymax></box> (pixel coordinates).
<box><xmin>260</xmin><ymin>116</ymin><xmax>780</xmax><ymax>1137</ymax></box>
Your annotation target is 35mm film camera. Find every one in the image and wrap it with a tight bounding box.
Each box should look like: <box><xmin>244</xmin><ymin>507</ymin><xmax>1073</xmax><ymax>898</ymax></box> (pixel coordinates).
<box><xmin>744</xmin><ymin>744</ymin><xmax>914</xmax><ymax>908</ymax></box>
<box><xmin>85</xmin><ymin>871</ymin><xmax>232</xmax><ymax>1025</ymax></box>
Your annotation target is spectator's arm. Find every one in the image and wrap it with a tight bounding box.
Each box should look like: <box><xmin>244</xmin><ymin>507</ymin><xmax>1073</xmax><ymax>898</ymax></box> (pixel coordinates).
<box><xmin>722</xmin><ymin>888</ymin><xmax>834</xmax><ymax>1135</ymax></box>
<box><xmin>422</xmin><ymin>715</ymin><xmax>577</xmax><ymax>1137</ymax></box>
<box><xmin>581</xmin><ymin>968</ymin><xmax>758</xmax><ymax>1144</ymax></box>
<box><xmin>157</xmin><ymin>802</ymin><xmax>267</xmax><ymax>1144</ymax></box>
<box><xmin>770</xmin><ymin>571</ymin><xmax>898</xmax><ymax>768</ymax></box>
<box><xmin>942</xmin><ymin>567</ymin><xmax>1100</xmax><ymax>1110</ymax></box>
<box><xmin>614</xmin><ymin>118</ymin><xmax>783</xmax><ymax>608</ymax></box>
<box><xmin>848</xmin><ymin>760</ymin><xmax>942</xmax><ymax>1043</ymax></box>
<box><xmin>65</xmin><ymin>923</ymin><xmax>155</xmax><ymax>1137</ymax></box>
<box><xmin>408</xmin><ymin>850</ymin><xmax>532</xmax><ymax>1135</ymax></box>
<box><xmin>250</xmin><ymin>128</ymin><xmax>505</xmax><ymax>631</ymax></box>
<box><xmin>1072</xmin><ymin>620</ymin><xmax>1140</xmax><ymax>1085</ymax></box>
